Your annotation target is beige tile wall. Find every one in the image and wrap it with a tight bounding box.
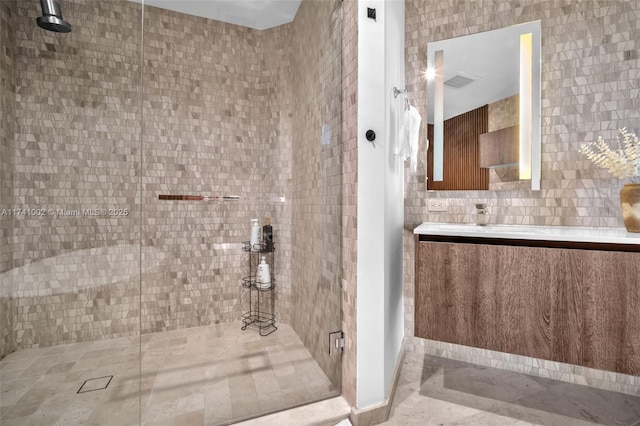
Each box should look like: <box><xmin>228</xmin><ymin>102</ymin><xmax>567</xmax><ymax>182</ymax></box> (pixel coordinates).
<box><xmin>6</xmin><ymin>0</ymin><xmax>292</xmax><ymax>348</ymax></box>
<box><xmin>5</xmin><ymin>0</ymin><xmax>350</xmax><ymax>402</ymax></box>
<box><xmin>0</xmin><ymin>0</ymin><xmax>16</xmax><ymax>360</ymax></box>
<box><xmin>405</xmin><ymin>0</ymin><xmax>638</xmax><ymax>229</ymax></box>
<box><xmin>262</xmin><ymin>21</ymin><xmax>294</xmax><ymax>324</ymax></box>
<box><xmin>11</xmin><ymin>0</ymin><xmax>142</xmax><ymax>349</ymax></box>
<box><xmin>140</xmin><ymin>4</ymin><xmax>284</xmax><ymax>332</ymax></box>
<box><xmin>340</xmin><ymin>0</ymin><xmax>359</xmax><ymax>407</ymax></box>
<box><xmin>289</xmin><ymin>0</ymin><xmax>344</xmax><ymax>391</ymax></box>
<box><xmin>7</xmin><ymin>3</ymin><xmax>348</xmax><ymax>401</ymax></box>
<box><xmin>407</xmin><ymin>335</ymin><xmax>640</xmax><ymax>396</ymax></box>
<box><xmin>404</xmin><ymin>0</ymin><xmax>640</xmax><ymax>390</ymax></box>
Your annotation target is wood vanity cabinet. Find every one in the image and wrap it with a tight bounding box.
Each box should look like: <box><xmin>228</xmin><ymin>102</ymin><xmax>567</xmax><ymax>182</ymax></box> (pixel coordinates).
<box><xmin>415</xmin><ymin>236</ymin><xmax>640</xmax><ymax>375</ymax></box>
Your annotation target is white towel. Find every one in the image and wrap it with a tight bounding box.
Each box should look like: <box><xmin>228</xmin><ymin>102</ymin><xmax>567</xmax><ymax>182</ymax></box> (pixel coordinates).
<box><xmin>397</xmin><ymin>105</ymin><xmax>422</xmax><ymax>172</ymax></box>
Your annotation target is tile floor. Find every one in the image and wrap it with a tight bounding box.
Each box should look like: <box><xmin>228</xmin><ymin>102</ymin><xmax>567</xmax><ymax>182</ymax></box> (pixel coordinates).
<box><xmin>379</xmin><ymin>352</ymin><xmax>640</xmax><ymax>426</ymax></box>
<box><xmin>234</xmin><ymin>396</ymin><xmax>351</xmax><ymax>426</ymax></box>
<box><xmin>6</xmin><ymin>333</ymin><xmax>640</xmax><ymax>426</ymax></box>
<box><xmin>0</xmin><ymin>322</ymin><xmax>337</xmax><ymax>426</ymax></box>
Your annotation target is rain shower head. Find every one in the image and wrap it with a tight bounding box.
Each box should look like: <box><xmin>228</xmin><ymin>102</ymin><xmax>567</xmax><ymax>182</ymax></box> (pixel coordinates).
<box><xmin>37</xmin><ymin>0</ymin><xmax>72</xmax><ymax>33</ymax></box>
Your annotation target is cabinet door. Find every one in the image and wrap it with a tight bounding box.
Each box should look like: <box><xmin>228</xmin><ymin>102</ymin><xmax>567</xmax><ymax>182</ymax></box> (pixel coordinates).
<box><xmin>415</xmin><ymin>241</ymin><xmax>582</xmax><ymax>366</ymax></box>
<box><xmin>415</xmin><ymin>241</ymin><xmax>498</xmax><ymax>350</ymax></box>
<box><xmin>494</xmin><ymin>245</ymin><xmax>582</xmax><ymax>365</ymax></box>
<box><xmin>582</xmin><ymin>251</ymin><xmax>640</xmax><ymax>375</ymax></box>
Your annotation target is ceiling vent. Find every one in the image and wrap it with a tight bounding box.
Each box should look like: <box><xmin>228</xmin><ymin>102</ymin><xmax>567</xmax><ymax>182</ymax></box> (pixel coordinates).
<box><xmin>444</xmin><ymin>74</ymin><xmax>475</xmax><ymax>88</ymax></box>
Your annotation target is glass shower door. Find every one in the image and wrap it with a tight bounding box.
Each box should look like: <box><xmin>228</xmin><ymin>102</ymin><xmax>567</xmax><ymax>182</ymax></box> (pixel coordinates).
<box><xmin>0</xmin><ymin>0</ymin><xmax>144</xmax><ymax>424</ymax></box>
<box><xmin>138</xmin><ymin>0</ymin><xmax>344</xmax><ymax>424</ymax></box>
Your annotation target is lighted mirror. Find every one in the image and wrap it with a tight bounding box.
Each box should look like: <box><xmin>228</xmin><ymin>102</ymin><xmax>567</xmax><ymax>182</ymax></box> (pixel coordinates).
<box><xmin>425</xmin><ymin>21</ymin><xmax>541</xmax><ymax>191</ymax></box>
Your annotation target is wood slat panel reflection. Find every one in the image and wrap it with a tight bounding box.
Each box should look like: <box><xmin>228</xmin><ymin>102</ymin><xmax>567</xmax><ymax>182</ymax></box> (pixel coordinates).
<box><xmin>427</xmin><ymin>105</ymin><xmax>489</xmax><ymax>190</ymax></box>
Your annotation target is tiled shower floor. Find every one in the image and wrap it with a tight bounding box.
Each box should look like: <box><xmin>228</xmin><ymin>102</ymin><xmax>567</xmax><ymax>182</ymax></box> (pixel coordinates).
<box><xmin>0</xmin><ymin>322</ymin><xmax>337</xmax><ymax>426</ymax></box>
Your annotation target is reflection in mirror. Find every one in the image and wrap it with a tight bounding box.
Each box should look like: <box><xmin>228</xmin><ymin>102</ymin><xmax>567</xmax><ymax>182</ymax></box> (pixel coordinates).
<box><xmin>425</xmin><ymin>21</ymin><xmax>541</xmax><ymax>191</ymax></box>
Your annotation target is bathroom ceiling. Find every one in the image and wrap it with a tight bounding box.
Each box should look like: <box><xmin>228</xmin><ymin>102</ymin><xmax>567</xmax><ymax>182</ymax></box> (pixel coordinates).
<box><xmin>426</xmin><ymin>25</ymin><xmax>525</xmax><ymax>123</ymax></box>
<box><xmin>129</xmin><ymin>0</ymin><xmax>302</xmax><ymax>30</ymax></box>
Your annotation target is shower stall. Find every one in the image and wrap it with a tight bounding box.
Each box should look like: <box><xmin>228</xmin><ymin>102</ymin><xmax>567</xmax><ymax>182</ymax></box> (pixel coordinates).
<box><xmin>0</xmin><ymin>0</ymin><xmax>344</xmax><ymax>424</ymax></box>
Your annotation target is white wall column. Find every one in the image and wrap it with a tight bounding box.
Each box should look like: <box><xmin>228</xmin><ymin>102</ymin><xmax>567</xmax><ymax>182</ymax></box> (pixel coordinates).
<box><xmin>356</xmin><ymin>0</ymin><xmax>405</xmax><ymax>409</ymax></box>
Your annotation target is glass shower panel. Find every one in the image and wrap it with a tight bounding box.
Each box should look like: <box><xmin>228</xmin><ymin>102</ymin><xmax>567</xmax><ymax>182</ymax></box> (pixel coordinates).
<box><xmin>0</xmin><ymin>0</ymin><xmax>143</xmax><ymax>425</ymax></box>
<box><xmin>140</xmin><ymin>0</ymin><xmax>343</xmax><ymax>424</ymax></box>
<box><xmin>289</xmin><ymin>0</ymin><xmax>344</xmax><ymax>401</ymax></box>
<box><xmin>140</xmin><ymin>3</ymin><xmax>282</xmax><ymax>424</ymax></box>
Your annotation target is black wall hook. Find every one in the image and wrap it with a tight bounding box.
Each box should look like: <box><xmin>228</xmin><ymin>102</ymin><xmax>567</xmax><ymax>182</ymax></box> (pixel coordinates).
<box><xmin>366</xmin><ymin>130</ymin><xmax>376</xmax><ymax>142</ymax></box>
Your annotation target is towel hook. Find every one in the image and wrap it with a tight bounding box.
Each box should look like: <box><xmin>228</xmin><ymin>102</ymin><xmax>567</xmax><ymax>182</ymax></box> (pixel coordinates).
<box><xmin>394</xmin><ymin>86</ymin><xmax>411</xmax><ymax>110</ymax></box>
<box><xmin>393</xmin><ymin>87</ymin><xmax>407</xmax><ymax>98</ymax></box>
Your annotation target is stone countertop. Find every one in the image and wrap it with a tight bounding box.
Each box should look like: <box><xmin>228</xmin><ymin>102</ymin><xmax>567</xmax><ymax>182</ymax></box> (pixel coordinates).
<box><xmin>414</xmin><ymin>222</ymin><xmax>640</xmax><ymax>246</ymax></box>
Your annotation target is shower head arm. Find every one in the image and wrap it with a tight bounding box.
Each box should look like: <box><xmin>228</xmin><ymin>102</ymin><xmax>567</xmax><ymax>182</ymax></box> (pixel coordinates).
<box><xmin>37</xmin><ymin>0</ymin><xmax>72</xmax><ymax>33</ymax></box>
<box><xmin>40</xmin><ymin>0</ymin><xmax>63</xmax><ymax>18</ymax></box>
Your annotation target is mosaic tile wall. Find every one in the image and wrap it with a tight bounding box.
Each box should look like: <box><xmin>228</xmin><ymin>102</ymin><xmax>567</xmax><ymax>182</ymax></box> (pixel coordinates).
<box><xmin>5</xmin><ymin>0</ymin><xmax>350</xmax><ymax>402</ymax></box>
<box><xmin>405</xmin><ymin>0</ymin><xmax>638</xmax><ymax>229</ymax></box>
<box><xmin>289</xmin><ymin>0</ymin><xmax>344</xmax><ymax>390</ymax></box>
<box><xmin>0</xmin><ymin>0</ymin><xmax>16</xmax><ymax>360</ymax></box>
<box><xmin>11</xmin><ymin>0</ymin><xmax>143</xmax><ymax>349</ymax></box>
<box><xmin>7</xmin><ymin>0</ymin><xmax>277</xmax><ymax>349</ymax></box>
<box><xmin>140</xmin><ymin>1</ymin><xmax>313</xmax><ymax>332</ymax></box>
<box><xmin>403</xmin><ymin>0</ymin><xmax>640</xmax><ymax>393</ymax></box>
<box><xmin>340</xmin><ymin>0</ymin><xmax>359</xmax><ymax>407</ymax></box>
<box><xmin>406</xmin><ymin>336</ymin><xmax>640</xmax><ymax>396</ymax></box>
<box><xmin>7</xmin><ymin>0</ymin><xmax>348</xmax><ymax>364</ymax></box>
<box><xmin>262</xmin><ymin>21</ymin><xmax>294</xmax><ymax>324</ymax></box>
<box><xmin>139</xmin><ymin>4</ymin><xmax>291</xmax><ymax>333</ymax></box>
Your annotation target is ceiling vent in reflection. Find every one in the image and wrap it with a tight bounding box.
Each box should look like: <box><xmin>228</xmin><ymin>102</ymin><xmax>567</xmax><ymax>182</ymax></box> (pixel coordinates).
<box><xmin>444</xmin><ymin>74</ymin><xmax>475</xmax><ymax>88</ymax></box>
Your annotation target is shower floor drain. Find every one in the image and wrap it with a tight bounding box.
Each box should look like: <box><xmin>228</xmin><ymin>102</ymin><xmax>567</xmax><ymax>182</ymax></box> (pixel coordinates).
<box><xmin>77</xmin><ymin>375</ymin><xmax>113</xmax><ymax>394</ymax></box>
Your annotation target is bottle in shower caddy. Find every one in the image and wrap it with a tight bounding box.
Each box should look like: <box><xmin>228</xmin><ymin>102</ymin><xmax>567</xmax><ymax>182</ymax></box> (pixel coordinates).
<box><xmin>256</xmin><ymin>256</ymin><xmax>271</xmax><ymax>289</ymax></box>
<box><xmin>262</xmin><ymin>217</ymin><xmax>274</xmax><ymax>252</ymax></box>
<box><xmin>250</xmin><ymin>218</ymin><xmax>261</xmax><ymax>251</ymax></box>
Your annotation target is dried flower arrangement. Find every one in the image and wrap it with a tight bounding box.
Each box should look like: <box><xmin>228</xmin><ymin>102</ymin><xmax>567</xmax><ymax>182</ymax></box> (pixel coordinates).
<box><xmin>579</xmin><ymin>128</ymin><xmax>640</xmax><ymax>181</ymax></box>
